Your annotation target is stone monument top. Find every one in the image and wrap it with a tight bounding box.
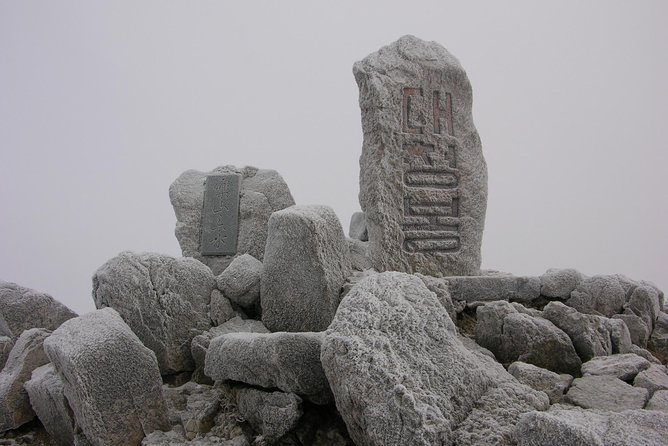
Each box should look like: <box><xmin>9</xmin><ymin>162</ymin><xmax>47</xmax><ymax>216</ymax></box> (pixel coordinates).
<box><xmin>355</xmin><ymin>35</ymin><xmax>488</xmax><ymax>277</ymax></box>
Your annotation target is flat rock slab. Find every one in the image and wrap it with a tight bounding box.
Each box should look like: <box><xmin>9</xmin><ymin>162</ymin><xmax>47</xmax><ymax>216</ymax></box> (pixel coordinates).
<box><xmin>322</xmin><ymin>272</ymin><xmax>548</xmax><ymax>446</ymax></box>
<box><xmin>204</xmin><ymin>331</ymin><xmax>331</xmax><ymax>404</ymax></box>
<box><xmin>581</xmin><ymin>353</ymin><xmax>651</xmax><ymax>381</ymax></box>
<box><xmin>44</xmin><ymin>308</ymin><xmax>169</xmax><ymax>446</ymax></box>
<box><xmin>93</xmin><ymin>251</ymin><xmax>215</xmax><ymax>374</ymax></box>
<box><xmin>0</xmin><ymin>281</ymin><xmax>76</xmax><ymax>338</ymax></box>
<box><xmin>261</xmin><ymin>205</ymin><xmax>352</xmax><ymax>332</ymax></box>
<box><xmin>516</xmin><ymin>408</ymin><xmax>668</xmax><ymax>446</ymax></box>
<box><xmin>564</xmin><ymin>375</ymin><xmax>648</xmax><ymax>411</ymax></box>
<box><xmin>355</xmin><ymin>35</ymin><xmax>487</xmax><ymax>276</ymax></box>
<box><xmin>633</xmin><ymin>364</ymin><xmax>668</xmax><ymax>396</ymax></box>
<box><xmin>24</xmin><ymin>364</ymin><xmax>75</xmax><ymax>446</ymax></box>
<box><xmin>646</xmin><ymin>390</ymin><xmax>668</xmax><ymax>412</ymax></box>
<box><xmin>169</xmin><ymin>165</ymin><xmax>295</xmax><ymax>275</ymax></box>
<box><xmin>445</xmin><ymin>276</ymin><xmax>540</xmax><ymax>304</ymax></box>
<box><xmin>0</xmin><ymin>328</ymin><xmax>50</xmax><ymax>432</ymax></box>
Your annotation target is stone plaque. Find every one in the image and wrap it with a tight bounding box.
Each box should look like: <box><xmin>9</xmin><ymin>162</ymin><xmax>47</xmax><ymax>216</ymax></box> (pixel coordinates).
<box><xmin>200</xmin><ymin>174</ymin><xmax>240</xmax><ymax>256</ymax></box>
<box><xmin>355</xmin><ymin>35</ymin><xmax>487</xmax><ymax>276</ymax></box>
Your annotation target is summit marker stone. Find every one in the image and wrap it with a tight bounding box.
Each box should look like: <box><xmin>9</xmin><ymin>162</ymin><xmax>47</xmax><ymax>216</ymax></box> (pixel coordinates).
<box><xmin>355</xmin><ymin>35</ymin><xmax>487</xmax><ymax>276</ymax></box>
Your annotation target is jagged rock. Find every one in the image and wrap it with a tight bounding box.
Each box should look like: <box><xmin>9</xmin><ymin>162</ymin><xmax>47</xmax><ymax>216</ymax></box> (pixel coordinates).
<box><xmin>24</xmin><ymin>364</ymin><xmax>75</xmax><ymax>446</ymax></box>
<box><xmin>0</xmin><ymin>281</ymin><xmax>76</xmax><ymax>338</ymax></box>
<box><xmin>542</xmin><ymin>301</ymin><xmax>631</xmax><ymax>362</ymax></box>
<box><xmin>322</xmin><ymin>272</ymin><xmax>548</xmax><ymax>446</ymax></box>
<box><xmin>0</xmin><ymin>328</ymin><xmax>50</xmax><ymax>432</ymax></box>
<box><xmin>261</xmin><ymin>205</ymin><xmax>352</xmax><ymax>332</ymax></box>
<box><xmin>165</xmin><ymin>382</ymin><xmax>222</xmax><ymax>441</ymax></box>
<box><xmin>283</xmin><ymin>403</ymin><xmax>353</xmax><ymax>446</ymax></box>
<box><xmin>626</xmin><ymin>285</ymin><xmax>662</xmax><ymax>333</ymax></box>
<box><xmin>613</xmin><ymin>313</ymin><xmax>649</xmax><ymax>347</ymax></box>
<box><xmin>169</xmin><ymin>165</ymin><xmax>295</xmax><ymax>275</ymax></box>
<box><xmin>348</xmin><ymin>212</ymin><xmax>368</xmax><ymax>242</ymax></box>
<box><xmin>417</xmin><ymin>274</ymin><xmax>457</xmax><ymax>322</ymax></box>
<box><xmin>475</xmin><ymin>301</ymin><xmax>581</xmax><ymax>375</ymax></box>
<box><xmin>647</xmin><ymin>390</ymin><xmax>668</xmax><ymax>412</ymax></box>
<box><xmin>205</xmin><ymin>331</ymin><xmax>331</xmax><ymax>404</ymax></box>
<box><xmin>142</xmin><ymin>429</ymin><xmax>250</xmax><ymax>446</ymax></box>
<box><xmin>347</xmin><ymin>238</ymin><xmax>372</xmax><ymax>271</ymax></box>
<box><xmin>564</xmin><ymin>375</ymin><xmax>648</xmax><ymax>411</ymax></box>
<box><xmin>444</xmin><ymin>276</ymin><xmax>540</xmax><ymax>304</ymax></box>
<box><xmin>235</xmin><ymin>387</ymin><xmax>302</xmax><ymax>443</ymax></box>
<box><xmin>43</xmin><ymin>308</ymin><xmax>169</xmax><ymax>446</ymax></box>
<box><xmin>216</xmin><ymin>254</ymin><xmax>262</xmax><ymax>314</ymax></box>
<box><xmin>648</xmin><ymin>311</ymin><xmax>668</xmax><ymax>363</ymax></box>
<box><xmin>566</xmin><ymin>275</ymin><xmax>626</xmax><ymax>317</ymax></box>
<box><xmin>581</xmin><ymin>354</ymin><xmax>651</xmax><ymax>381</ymax></box>
<box><xmin>92</xmin><ymin>251</ymin><xmax>215</xmax><ymax>374</ymax></box>
<box><xmin>515</xmin><ymin>407</ymin><xmax>668</xmax><ymax>445</ymax></box>
<box><xmin>0</xmin><ymin>336</ymin><xmax>13</xmax><ymax>371</ymax></box>
<box><xmin>210</xmin><ymin>290</ymin><xmax>236</xmax><ymax>326</ymax></box>
<box><xmin>458</xmin><ymin>335</ymin><xmax>496</xmax><ymax>359</ymax></box>
<box><xmin>191</xmin><ymin>317</ymin><xmax>269</xmax><ymax>384</ymax></box>
<box><xmin>355</xmin><ymin>35</ymin><xmax>488</xmax><ymax>277</ymax></box>
<box><xmin>633</xmin><ymin>364</ymin><xmax>668</xmax><ymax>396</ymax></box>
<box><xmin>629</xmin><ymin>344</ymin><xmax>662</xmax><ymax>364</ymax></box>
<box><xmin>507</xmin><ymin>362</ymin><xmax>573</xmax><ymax>404</ymax></box>
<box><xmin>539</xmin><ymin>268</ymin><xmax>585</xmax><ymax>299</ymax></box>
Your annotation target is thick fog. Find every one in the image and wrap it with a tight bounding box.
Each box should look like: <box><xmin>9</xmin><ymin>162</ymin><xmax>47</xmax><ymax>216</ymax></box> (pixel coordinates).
<box><xmin>1</xmin><ymin>1</ymin><xmax>666</xmax><ymax>314</ymax></box>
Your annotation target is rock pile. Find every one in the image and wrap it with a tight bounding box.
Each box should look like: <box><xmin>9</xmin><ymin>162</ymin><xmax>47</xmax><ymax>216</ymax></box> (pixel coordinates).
<box><xmin>1</xmin><ymin>35</ymin><xmax>667</xmax><ymax>445</ymax></box>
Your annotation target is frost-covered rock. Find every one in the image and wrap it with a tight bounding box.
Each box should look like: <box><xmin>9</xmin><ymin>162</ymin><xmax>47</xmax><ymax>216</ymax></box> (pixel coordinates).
<box><xmin>44</xmin><ymin>308</ymin><xmax>169</xmax><ymax>446</ymax></box>
<box><xmin>235</xmin><ymin>387</ymin><xmax>302</xmax><ymax>443</ymax></box>
<box><xmin>566</xmin><ymin>275</ymin><xmax>626</xmax><ymax>317</ymax></box>
<box><xmin>476</xmin><ymin>301</ymin><xmax>581</xmax><ymax>375</ymax></box>
<box><xmin>539</xmin><ymin>268</ymin><xmax>585</xmax><ymax>299</ymax></box>
<box><xmin>322</xmin><ymin>272</ymin><xmax>548</xmax><ymax>446</ymax></box>
<box><xmin>633</xmin><ymin>364</ymin><xmax>668</xmax><ymax>396</ymax></box>
<box><xmin>581</xmin><ymin>354</ymin><xmax>651</xmax><ymax>381</ymax></box>
<box><xmin>92</xmin><ymin>251</ymin><xmax>216</xmax><ymax>374</ymax></box>
<box><xmin>0</xmin><ymin>328</ymin><xmax>50</xmax><ymax>432</ymax></box>
<box><xmin>507</xmin><ymin>362</ymin><xmax>572</xmax><ymax>404</ymax></box>
<box><xmin>563</xmin><ymin>375</ymin><xmax>648</xmax><ymax>411</ymax></box>
<box><xmin>216</xmin><ymin>254</ymin><xmax>262</xmax><ymax>314</ymax></box>
<box><xmin>0</xmin><ymin>281</ymin><xmax>76</xmax><ymax>338</ymax></box>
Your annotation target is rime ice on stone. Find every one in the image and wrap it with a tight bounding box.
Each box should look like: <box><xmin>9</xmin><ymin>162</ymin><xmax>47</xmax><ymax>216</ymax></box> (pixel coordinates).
<box><xmin>355</xmin><ymin>35</ymin><xmax>487</xmax><ymax>276</ymax></box>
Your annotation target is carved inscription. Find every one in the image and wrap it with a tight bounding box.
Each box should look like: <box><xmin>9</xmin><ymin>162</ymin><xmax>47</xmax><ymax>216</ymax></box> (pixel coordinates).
<box><xmin>200</xmin><ymin>174</ymin><xmax>240</xmax><ymax>256</ymax></box>
<box><xmin>401</xmin><ymin>87</ymin><xmax>459</xmax><ymax>253</ymax></box>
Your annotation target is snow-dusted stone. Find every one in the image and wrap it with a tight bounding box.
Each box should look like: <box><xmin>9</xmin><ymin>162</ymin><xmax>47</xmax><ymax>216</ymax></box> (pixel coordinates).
<box><xmin>613</xmin><ymin>313</ymin><xmax>650</xmax><ymax>347</ymax></box>
<box><xmin>322</xmin><ymin>272</ymin><xmax>548</xmax><ymax>446</ymax></box>
<box><xmin>564</xmin><ymin>375</ymin><xmax>648</xmax><ymax>411</ymax></box>
<box><xmin>476</xmin><ymin>301</ymin><xmax>581</xmax><ymax>375</ymax></box>
<box><xmin>261</xmin><ymin>205</ymin><xmax>352</xmax><ymax>332</ymax></box>
<box><xmin>444</xmin><ymin>276</ymin><xmax>540</xmax><ymax>304</ymax></box>
<box><xmin>348</xmin><ymin>211</ymin><xmax>368</xmax><ymax>242</ymax></box>
<box><xmin>209</xmin><ymin>290</ymin><xmax>235</xmax><ymax>327</ymax></box>
<box><xmin>205</xmin><ymin>331</ymin><xmax>331</xmax><ymax>404</ymax></box>
<box><xmin>647</xmin><ymin>390</ymin><xmax>668</xmax><ymax>412</ymax></box>
<box><xmin>566</xmin><ymin>275</ymin><xmax>626</xmax><ymax>317</ymax></box>
<box><xmin>92</xmin><ymin>251</ymin><xmax>216</xmax><ymax>374</ymax></box>
<box><xmin>235</xmin><ymin>387</ymin><xmax>302</xmax><ymax>443</ymax></box>
<box><xmin>507</xmin><ymin>362</ymin><xmax>573</xmax><ymax>404</ymax></box>
<box><xmin>216</xmin><ymin>254</ymin><xmax>262</xmax><ymax>313</ymax></box>
<box><xmin>515</xmin><ymin>407</ymin><xmax>668</xmax><ymax>446</ymax></box>
<box><xmin>24</xmin><ymin>364</ymin><xmax>75</xmax><ymax>446</ymax></box>
<box><xmin>0</xmin><ymin>328</ymin><xmax>50</xmax><ymax>432</ymax></box>
<box><xmin>0</xmin><ymin>336</ymin><xmax>12</xmax><ymax>371</ymax></box>
<box><xmin>347</xmin><ymin>238</ymin><xmax>372</xmax><ymax>271</ymax></box>
<box><xmin>542</xmin><ymin>301</ymin><xmax>631</xmax><ymax>362</ymax></box>
<box><xmin>581</xmin><ymin>354</ymin><xmax>651</xmax><ymax>381</ymax></box>
<box><xmin>629</xmin><ymin>344</ymin><xmax>662</xmax><ymax>364</ymax></box>
<box><xmin>417</xmin><ymin>274</ymin><xmax>458</xmax><ymax>322</ymax></box>
<box><xmin>633</xmin><ymin>364</ymin><xmax>668</xmax><ymax>396</ymax></box>
<box><xmin>539</xmin><ymin>268</ymin><xmax>585</xmax><ymax>299</ymax></box>
<box><xmin>43</xmin><ymin>308</ymin><xmax>170</xmax><ymax>446</ymax></box>
<box><xmin>355</xmin><ymin>35</ymin><xmax>487</xmax><ymax>277</ymax></box>
<box><xmin>169</xmin><ymin>165</ymin><xmax>295</xmax><ymax>275</ymax></box>
<box><xmin>649</xmin><ymin>312</ymin><xmax>668</xmax><ymax>364</ymax></box>
<box><xmin>191</xmin><ymin>317</ymin><xmax>269</xmax><ymax>384</ymax></box>
<box><xmin>0</xmin><ymin>281</ymin><xmax>76</xmax><ymax>338</ymax></box>
<box><xmin>626</xmin><ymin>285</ymin><xmax>662</xmax><ymax>333</ymax></box>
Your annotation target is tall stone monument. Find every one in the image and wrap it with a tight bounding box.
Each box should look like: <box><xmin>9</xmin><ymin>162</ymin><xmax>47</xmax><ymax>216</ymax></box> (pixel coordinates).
<box><xmin>355</xmin><ymin>35</ymin><xmax>487</xmax><ymax>276</ymax></box>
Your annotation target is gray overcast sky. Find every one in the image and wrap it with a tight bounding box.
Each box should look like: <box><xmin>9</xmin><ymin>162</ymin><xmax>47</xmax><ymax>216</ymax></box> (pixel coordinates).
<box><xmin>1</xmin><ymin>1</ymin><xmax>666</xmax><ymax>314</ymax></box>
